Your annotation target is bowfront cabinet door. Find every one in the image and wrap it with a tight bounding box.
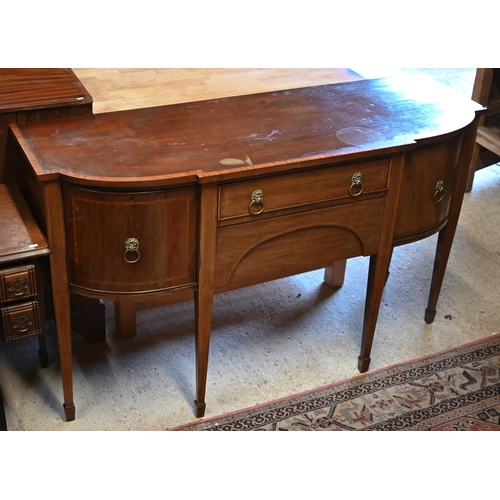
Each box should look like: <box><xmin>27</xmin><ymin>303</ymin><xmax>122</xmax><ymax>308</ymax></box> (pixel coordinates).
<box><xmin>393</xmin><ymin>135</ymin><xmax>463</xmax><ymax>244</ymax></box>
<box><xmin>63</xmin><ymin>185</ymin><xmax>198</xmax><ymax>294</ymax></box>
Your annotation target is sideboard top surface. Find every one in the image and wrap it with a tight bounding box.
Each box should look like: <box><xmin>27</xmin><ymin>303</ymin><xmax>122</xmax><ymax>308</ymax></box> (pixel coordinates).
<box><xmin>11</xmin><ymin>75</ymin><xmax>483</xmax><ymax>187</ymax></box>
<box><xmin>0</xmin><ymin>68</ymin><xmax>93</xmax><ymax>113</ymax></box>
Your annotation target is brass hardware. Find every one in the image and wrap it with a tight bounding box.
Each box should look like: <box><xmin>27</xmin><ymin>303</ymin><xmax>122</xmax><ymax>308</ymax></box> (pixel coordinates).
<box><xmin>248</xmin><ymin>189</ymin><xmax>264</xmax><ymax>215</ymax></box>
<box><xmin>349</xmin><ymin>172</ymin><xmax>363</xmax><ymax>197</ymax></box>
<box><xmin>123</xmin><ymin>237</ymin><xmax>140</xmax><ymax>263</ymax></box>
<box><xmin>7</xmin><ymin>278</ymin><xmax>29</xmax><ymax>297</ymax></box>
<box><xmin>434</xmin><ymin>180</ymin><xmax>444</xmax><ymax>203</ymax></box>
<box><xmin>12</xmin><ymin>314</ymin><xmax>33</xmax><ymax>333</ymax></box>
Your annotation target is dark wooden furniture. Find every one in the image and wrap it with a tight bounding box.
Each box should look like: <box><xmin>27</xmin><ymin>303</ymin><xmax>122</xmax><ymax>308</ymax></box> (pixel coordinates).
<box><xmin>9</xmin><ymin>77</ymin><xmax>484</xmax><ymax>421</ymax></box>
<box><xmin>0</xmin><ymin>182</ymin><xmax>53</xmax><ymax>432</ymax></box>
<box><xmin>467</xmin><ymin>68</ymin><xmax>500</xmax><ymax>191</ymax></box>
<box><xmin>0</xmin><ymin>68</ymin><xmax>93</xmax><ymax>184</ymax></box>
<box><xmin>0</xmin><ymin>69</ymin><xmax>108</xmax><ymax>345</ymax></box>
<box><xmin>0</xmin><ymin>183</ymin><xmax>51</xmax><ymax>364</ymax></box>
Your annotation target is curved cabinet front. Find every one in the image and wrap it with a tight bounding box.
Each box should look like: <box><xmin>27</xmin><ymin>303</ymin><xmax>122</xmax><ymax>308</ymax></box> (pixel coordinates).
<box><xmin>393</xmin><ymin>135</ymin><xmax>463</xmax><ymax>245</ymax></box>
<box><xmin>63</xmin><ymin>184</ymin><xmax>198</xmax><ymax>295</ymax></box>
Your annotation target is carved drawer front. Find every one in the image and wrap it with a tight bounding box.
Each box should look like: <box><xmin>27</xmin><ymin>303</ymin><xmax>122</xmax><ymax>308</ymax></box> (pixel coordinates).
<box><xmin>215</xmin><ymin>197</ymin><xmax>385</xmax><ymax>290</ymax></box>
<box><xmin>0</xmin><ymin>264</ymin><xmax>37</xmax><ymax>304</ymax></box>
<box><xmin>63</xmin><ymin>185</ymin><xmax>198</xmax><ymax>294</ymax></box>
<box><xmin>1</xmin><ymin>300</ymin><xmax>42</xmax><ymax>341</ymax></box>
<box><xmin>394</xmin><ymin>136</ymin><xmax>462</xmax><ymax>243</ymax></box>
<box><xmin>218</xmin><ymin>158</ymin><xmax>390</xmax><ymax>221</ymax></box>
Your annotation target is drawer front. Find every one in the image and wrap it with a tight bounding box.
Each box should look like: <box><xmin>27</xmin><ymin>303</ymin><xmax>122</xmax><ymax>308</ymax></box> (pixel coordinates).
<box><xmin>1</xmin><ymin>301</ymin><xmax>41</xmax><ymax>341</ymax></box>
<box><xmin>63</xmin><ymin>186</ymin><xmax>198</xmax><ymax>294</ymax></box>
<box><xmin>0</xmin><ymin>264</ymin><xmax>37</xmax><ymax>304</ymax></box>
<box><xmin>215</xmin><ymin>197</ymin><xmax>385</xmax><ymax>290</ymax></box>
<box><xmin>394</xmin><ymin>136</ymin><xmax>462</xmax><ymax>242</ymax></box>
<box><xmin>218</xmin><ymin>158</ymin><xmax>390</xmax><ymax>221</ymax></box>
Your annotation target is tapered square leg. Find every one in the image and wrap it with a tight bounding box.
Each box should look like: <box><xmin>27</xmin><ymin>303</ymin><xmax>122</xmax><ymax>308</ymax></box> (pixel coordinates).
<box><xmin>324</xmin><ymin>260</ymin><xmax>347</xmax><ymax>288</ymax></box>
<box><xmin>358</xmin><ymin>253</ymin><xmax>392</xmax><ymax>373</ymax></box>
<box><xmin>358</xmin><ymin>356</ymin><xmax>371</xmax><ymax>373</ymax></box>
<box><xmin>194</xmin><ymin>290</ymin><xmax>214</xmax><ymax>418</ymax></box>
<box><xmin>64</xmin><ymin>403</ymin><xmax>76</xmax><ymax>421</ymax></box>
<box><xmin>115</xmin><ymin>300</ymin><xmax>137</xmax><ymax>338</ymax></box>
<box><xmin>194</xmin><ymin>400</ymin><xmax>206</xmax><ymax>418</ymax></box>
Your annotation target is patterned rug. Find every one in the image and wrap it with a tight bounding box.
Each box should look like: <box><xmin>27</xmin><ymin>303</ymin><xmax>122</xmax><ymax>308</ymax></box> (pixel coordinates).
<box><xmin>170</xmin><ymin>334</ymin><xmax>500</xmax><ymax>431</ymax></box>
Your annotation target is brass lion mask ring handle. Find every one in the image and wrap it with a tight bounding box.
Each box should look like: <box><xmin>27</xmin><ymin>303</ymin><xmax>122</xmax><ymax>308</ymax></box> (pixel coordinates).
<box><xmin>434</xmin><ymin>180</ymin><xmax>444</xmax><ymax>203</ymax></box>
<box><xmin>349</xmin><ymin>172</ymin><xmax>363</xmax><ymax>197</ymax></box>
<box><xmin>124</xmin><ymin>237</ymin><xmax>140</xmax><ymax>264</ymax></box>
<box><xmin>248</xmin><ymin>189</ymin><xmax>264</xmax><ymax>215</ymax></box>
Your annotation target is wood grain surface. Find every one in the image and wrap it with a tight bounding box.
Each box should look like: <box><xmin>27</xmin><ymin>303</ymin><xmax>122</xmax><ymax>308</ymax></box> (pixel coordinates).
<box><xmin>73</xmin><ymin>68</ymin><xmax>364</xmax><ymax>113</ymax></box>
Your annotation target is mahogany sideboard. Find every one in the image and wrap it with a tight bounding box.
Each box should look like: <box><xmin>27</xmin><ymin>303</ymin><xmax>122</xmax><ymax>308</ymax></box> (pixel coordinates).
<box><xmin>8</xmin><ymin>76</ymin><xmax>484</xmax><ymax>421</ymax></box>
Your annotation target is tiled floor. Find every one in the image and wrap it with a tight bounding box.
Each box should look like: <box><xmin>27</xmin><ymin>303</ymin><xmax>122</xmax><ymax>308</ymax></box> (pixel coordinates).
<box><xmin>1</xmin><ymin>69</ymin><xmax>498</xmax><ymax>431</ymax></box>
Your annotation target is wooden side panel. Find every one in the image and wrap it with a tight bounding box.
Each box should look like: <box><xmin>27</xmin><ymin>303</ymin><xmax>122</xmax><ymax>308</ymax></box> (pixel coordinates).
<box><xmin>0</xmin><ymin>113</ymin><xmax>16</xmax><ymax>183</ymax></box>
<box><xmin>63</xmin><ymin>186</ymin><xmax>198</xmax><ymax>293</ymax></box>
<box><xmin>9</xmin><ymin>143</ymin><xmax>47</xmax><ymax>232</ymax></box>
<box><xmin>215</xmin><ymin>198</ymin><xmax>385</xmax><ymax>290</ymax></box>
<box><xmin>24</xmin><ymin>104</ymin><xmax>92</xmax><ymax>123</ymax></box>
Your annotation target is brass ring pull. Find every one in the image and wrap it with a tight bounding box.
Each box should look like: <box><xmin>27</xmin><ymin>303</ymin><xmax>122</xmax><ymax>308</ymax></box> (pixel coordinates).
<box><xmin>123</xmin><ymin>237</ymin><xmax>140</xmax><ymax>264</ymax></box>
<box><xmin>349</xmin><ymin>172</ymin><xmax>363</xmax><ymax>197</ymax></box>
<box><xmin>434</xmin><ymin>180</ymin><xmax>444</xmax><ymax>203</ymax></box>
<box><xmin>248</xmin><ymin>189</ymin><xmax>264</xmax><ymax>215</ymax></box>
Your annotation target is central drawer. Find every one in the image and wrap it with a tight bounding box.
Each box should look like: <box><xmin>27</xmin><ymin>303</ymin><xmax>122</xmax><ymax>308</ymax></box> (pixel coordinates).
<box><xmin>218</xmin><ymin>158</ymin><xmax>390</xmax><ymax>221</ymax></box>
<box><xmin>215</xmin><ymin>197</ymin><xmax>385</xmax><ymax>290</ymax></box>
<box><xmin>63</xmin><ymin>185</ymin><xmax>198</xmax><ymax>294</ymax></box>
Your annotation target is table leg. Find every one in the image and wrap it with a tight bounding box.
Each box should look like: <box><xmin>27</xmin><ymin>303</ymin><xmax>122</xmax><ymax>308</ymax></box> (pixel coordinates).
<box><xmin>324</xmin><ymin>260</ymin><xmax>347</xmax><ymax>288</ymax></box>
<box><xmin>71</xmin><ymin>295</ymin><xmax>106</xmax><ymax>343</ymax></box>
<box><xmin>426</xmin><ymin>114</ymin><xmax>481</xmax><ymax>323</ymax></box>
<box><xmin>37</xmin><ymin>329</ymin><xmax>49</xmax><ymax>368</ymax></box>
<box><xmin>0</xmin><ymin>385</ymin><xmax>6</xmax><ymax>431</ymax></box>
<box><xmin>357</xmin><ymin>152</ymin><xmax>406</xmax><ymax>373</ymax></box>
<box><xmin>54</xmin><ymin>292</ymin><xmax>75</xmax><ymax>421</ymax></box>
<box><xmin>194</xmin><ymin>289</ymin><xmax>214</xmax><ymax>418</ymax></box>
<box><xmin>36</xmin><ymin>262</ymin><xmax>48</xmax><ymax>368</ymax></box>
<box><xmin>43</xmin><ymin>180</ymin><xmax>75</xmax><ymax>421</ymax></box>
<box><xmin>358</xmin><ymin>253</ymin><xmax>391</xmax><ymax>373</ymax></box>
<box><xmin>115</xmin><ymin>300</ymin><xmax>137</xmax><ymax>338</ymax></box>
<box><xmin>424</xmin><ymin>224</ymin><xmax>455</xmax><ymax>324</ymax></box>
<box><xmin>194</xmin><ymin>183</ymin><xmax>218</xmax><ymax>418</ymax></box>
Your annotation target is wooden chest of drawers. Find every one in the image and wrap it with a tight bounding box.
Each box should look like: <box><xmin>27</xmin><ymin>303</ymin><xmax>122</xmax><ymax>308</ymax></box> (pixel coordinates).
<box><xmin>0</xmin><ymin>264</ymin><xmax>42</xmax><ymax>342</ymax></box>
<box><xmin>0</xmin><ymin>184</ymin><xmax>51</xmax><ymax>366</ymax></box>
